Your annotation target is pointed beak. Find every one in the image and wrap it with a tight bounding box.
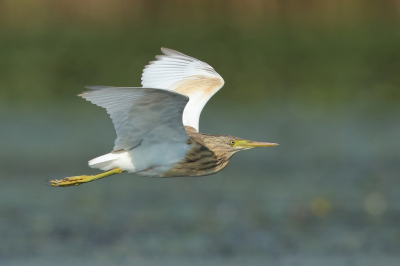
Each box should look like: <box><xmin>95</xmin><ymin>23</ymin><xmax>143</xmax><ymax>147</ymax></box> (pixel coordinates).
<box><xmin>236</xmin><ymin>140</ymin><xmax>279</xmax><ymax>148</ymax></box>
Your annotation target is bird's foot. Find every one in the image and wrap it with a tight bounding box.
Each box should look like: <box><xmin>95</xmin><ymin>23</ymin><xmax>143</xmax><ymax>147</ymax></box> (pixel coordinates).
<box><xmin>49</xmin><ymin>176</ymin><xmax>89</xmax><ymax>187</ymax></box>
<box><xmin>49</xmin><ymin>168</ymin><xmax>124</xmax><ymax>187</ymax></box>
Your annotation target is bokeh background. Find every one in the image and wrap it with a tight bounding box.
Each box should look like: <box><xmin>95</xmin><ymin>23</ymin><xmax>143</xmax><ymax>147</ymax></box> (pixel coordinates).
<box><xmin>1</xmin><ymin>1</ymin><xmax>400</xmax><ymax>265</ymax></box>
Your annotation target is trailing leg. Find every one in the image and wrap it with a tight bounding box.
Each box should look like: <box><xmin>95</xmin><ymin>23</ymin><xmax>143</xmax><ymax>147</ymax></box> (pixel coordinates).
<box><xmin>50</xmin><ymin>168</ymin><xmax>124</xmax><ymax>187</ymax></box>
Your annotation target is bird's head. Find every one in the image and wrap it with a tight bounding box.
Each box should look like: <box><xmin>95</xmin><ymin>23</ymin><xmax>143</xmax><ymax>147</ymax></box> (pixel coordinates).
<box><xmin>225</xmin><ymin>136</ymin><xmax>278</xmax><ymax>153</ymax></box>
<box><xmin>202</xmin><ymin>134</ymin><xmax>278</xmax><ymax>157</ymax></box>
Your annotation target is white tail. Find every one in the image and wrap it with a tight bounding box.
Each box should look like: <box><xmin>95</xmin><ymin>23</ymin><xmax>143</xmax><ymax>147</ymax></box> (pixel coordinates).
<box><xmin>88</xmin><ymin>151</ymin><xmax>136</xmax><ymax>172</ymax></box>
<box><xmin>88</xmin><ymin>153</ymin><xmax>119</xmax><ymax>170</ymax></box>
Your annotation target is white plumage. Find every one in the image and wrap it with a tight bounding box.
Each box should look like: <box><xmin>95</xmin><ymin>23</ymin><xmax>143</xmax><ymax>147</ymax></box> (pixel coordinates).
<box><xmin>141</xmin><ymin>48</ymin><xmax>222</xmax><ymax>90</ymax></box>
<box><xmin>142</xmin><ymin>48</ymin><xmax>224</xmax><ymax>130</ymax></box>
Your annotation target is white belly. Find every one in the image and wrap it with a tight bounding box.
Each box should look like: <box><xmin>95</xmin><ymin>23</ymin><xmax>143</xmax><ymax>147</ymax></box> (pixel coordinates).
<box><xmin>88</xmin><ymin>142</ymin><xmax>192</xmax><ymax>177</ymax></box>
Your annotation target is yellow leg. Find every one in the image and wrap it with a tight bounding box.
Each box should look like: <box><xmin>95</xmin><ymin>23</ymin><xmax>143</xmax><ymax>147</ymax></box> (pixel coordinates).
<box><xmin>50</xmin><ymin>168</ymin><xmax>124</xmax><ymax>187</ymax></box>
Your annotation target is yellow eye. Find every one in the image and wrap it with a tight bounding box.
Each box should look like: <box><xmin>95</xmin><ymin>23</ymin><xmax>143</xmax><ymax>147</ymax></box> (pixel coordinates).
<box><xmin>229</xmin><ymin>140</ymin><xmax>236</xmax><ymax>146</ymax></box>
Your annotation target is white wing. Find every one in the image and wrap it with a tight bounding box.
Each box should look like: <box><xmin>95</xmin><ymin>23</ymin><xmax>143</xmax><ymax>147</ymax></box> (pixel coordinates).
<box><xmin>80</xmin><ymin>86</ymin><xmax>189</xmax><ymax>152</ymax></box>
<box><xmin>141</xmin><ymin>48</ymin><xmax>224</xmax><ymax>131</ymax></box>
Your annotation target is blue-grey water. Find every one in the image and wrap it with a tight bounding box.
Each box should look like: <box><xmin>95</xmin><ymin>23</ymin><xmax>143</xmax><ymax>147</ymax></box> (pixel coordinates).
<box><xmin>0</xmin><ymin>103</ymin><xmax>399</xmax><ymax>265</ymax></box>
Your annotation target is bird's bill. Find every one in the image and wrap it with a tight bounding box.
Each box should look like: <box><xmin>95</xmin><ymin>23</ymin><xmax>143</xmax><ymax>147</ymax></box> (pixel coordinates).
<box><xmin>236</xmin><ymin>140</ymin><xmax>279</xmax><ymax>148</ymax></box>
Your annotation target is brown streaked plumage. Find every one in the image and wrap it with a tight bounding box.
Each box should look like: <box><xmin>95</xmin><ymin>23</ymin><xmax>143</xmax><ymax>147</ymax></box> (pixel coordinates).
<box><xmin>164</xmin><ymin>126</ymin><xmax>232</xmax><ymax>177</ymax></box>
<box><xmin>164</xmin><ymin>126</ymin><xmax>275</xmax><ymax>177</ymax></box>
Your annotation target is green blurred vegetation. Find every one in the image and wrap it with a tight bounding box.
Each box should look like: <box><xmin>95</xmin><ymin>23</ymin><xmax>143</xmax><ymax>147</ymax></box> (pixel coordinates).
<box><xmin>0</xmin><ymin>0</ymin><xmax>399</xmax><ymax>111</ymax></box>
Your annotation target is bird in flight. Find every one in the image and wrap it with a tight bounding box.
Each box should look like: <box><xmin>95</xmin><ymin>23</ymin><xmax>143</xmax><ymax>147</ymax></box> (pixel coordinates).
<box><xmin>50</xmin><ymin>48</ymin><xmax>278</xmax><ymax>187</ymax></box>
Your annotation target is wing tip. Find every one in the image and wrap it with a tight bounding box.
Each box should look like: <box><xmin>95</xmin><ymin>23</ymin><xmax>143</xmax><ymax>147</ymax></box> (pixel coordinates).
<box><xmin>161</xmin><ymin>47</ymin><xmax>182</xmax><ymax>56</ymax></box>
<box><xmin>85</xmin><ymin>86</ymin><xmax>116</xmax><ymax>90</ymax></box>
<box><xmin>78</xmin><ymin>86</ymin><xmax>114</xmax><ymax>98</ymax></box>
<box><xmin>142</xmin><ymin>47</ymin><xmax>224</xmax><ymax>89</ymax></box>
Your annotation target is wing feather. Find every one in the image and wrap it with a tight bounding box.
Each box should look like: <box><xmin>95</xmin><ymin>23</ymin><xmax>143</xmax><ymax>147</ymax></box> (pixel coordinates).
<box><xmin>141</xmin><ymin>48</ymin><xmax>225</xmax><ymax>130</ymax></box>
<box><xmin>80</xmin><ymin>86</ymin><xmax>189</xmax><ymax>152</ymax></box>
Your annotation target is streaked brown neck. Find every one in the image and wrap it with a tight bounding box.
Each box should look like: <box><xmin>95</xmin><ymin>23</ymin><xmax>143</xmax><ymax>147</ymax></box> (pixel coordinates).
<box><xmin>200</xmin><ymin>133</ymin><xmax>235</xmax><ymax>167</ymax></box>
<box><xmin>162</xmin><ymin>127</ymin><xmax>234</xmax><ymax>177</ymax></box>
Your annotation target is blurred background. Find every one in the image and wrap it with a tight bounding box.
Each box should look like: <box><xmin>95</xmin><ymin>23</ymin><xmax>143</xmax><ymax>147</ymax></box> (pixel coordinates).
<box><xmin>1</xmin><ymin>0</ymin><xmax>400</xmax><ymax>265</ymax></box>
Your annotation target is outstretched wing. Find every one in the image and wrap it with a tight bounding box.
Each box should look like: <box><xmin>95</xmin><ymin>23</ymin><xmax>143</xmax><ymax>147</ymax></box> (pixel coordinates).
<box><xmin>142</xmin><ymin>48</ymin><xmax>224</xmax><ymax>131</ymax></box>
<box><xmin>80</xmin><ymin>86</ymin><xmax>189</xmax><ymax>152</ymax></box>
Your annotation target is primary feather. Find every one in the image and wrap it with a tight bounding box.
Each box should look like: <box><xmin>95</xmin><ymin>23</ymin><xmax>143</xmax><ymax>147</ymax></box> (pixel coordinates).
<box><xmin>141</xmin><ymin>48</ymin><xmax>225</xmax><ymax>130</ymax></box>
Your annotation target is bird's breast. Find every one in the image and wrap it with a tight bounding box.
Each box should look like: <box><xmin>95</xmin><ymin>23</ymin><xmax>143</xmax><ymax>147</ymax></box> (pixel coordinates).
<box><xmin>162</xmin><ymin>138</ymin><xmax>228</xmax><ymax>177</ymax></box>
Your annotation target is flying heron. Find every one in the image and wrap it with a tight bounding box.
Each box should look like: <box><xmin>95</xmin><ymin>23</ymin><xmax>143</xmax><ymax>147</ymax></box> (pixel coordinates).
<box><xmin>50</xmin><ymin>48</ymin><xmax>278</xmax><ymax>187</ymax></box>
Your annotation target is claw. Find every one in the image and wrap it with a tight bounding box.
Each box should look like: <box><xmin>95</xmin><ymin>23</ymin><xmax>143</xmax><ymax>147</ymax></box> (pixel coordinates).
<box><xmin>48</xmin><ymin>176</ymin><xmax>85</xmax><ymax>187</ymax></box>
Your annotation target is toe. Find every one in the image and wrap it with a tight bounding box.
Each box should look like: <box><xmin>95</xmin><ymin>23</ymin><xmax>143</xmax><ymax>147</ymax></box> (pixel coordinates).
<box><xmin>49</xmin><ymin>178</ymin><xmax>84</xmax><ymax>187</ymax></box>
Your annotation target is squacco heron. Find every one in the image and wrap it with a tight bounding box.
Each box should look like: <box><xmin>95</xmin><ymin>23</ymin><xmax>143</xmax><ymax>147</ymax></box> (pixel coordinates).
<box><xmin>51</xmin><ymin>48</ymin><xmax>278</xmax><ymax>187</ymax></box>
